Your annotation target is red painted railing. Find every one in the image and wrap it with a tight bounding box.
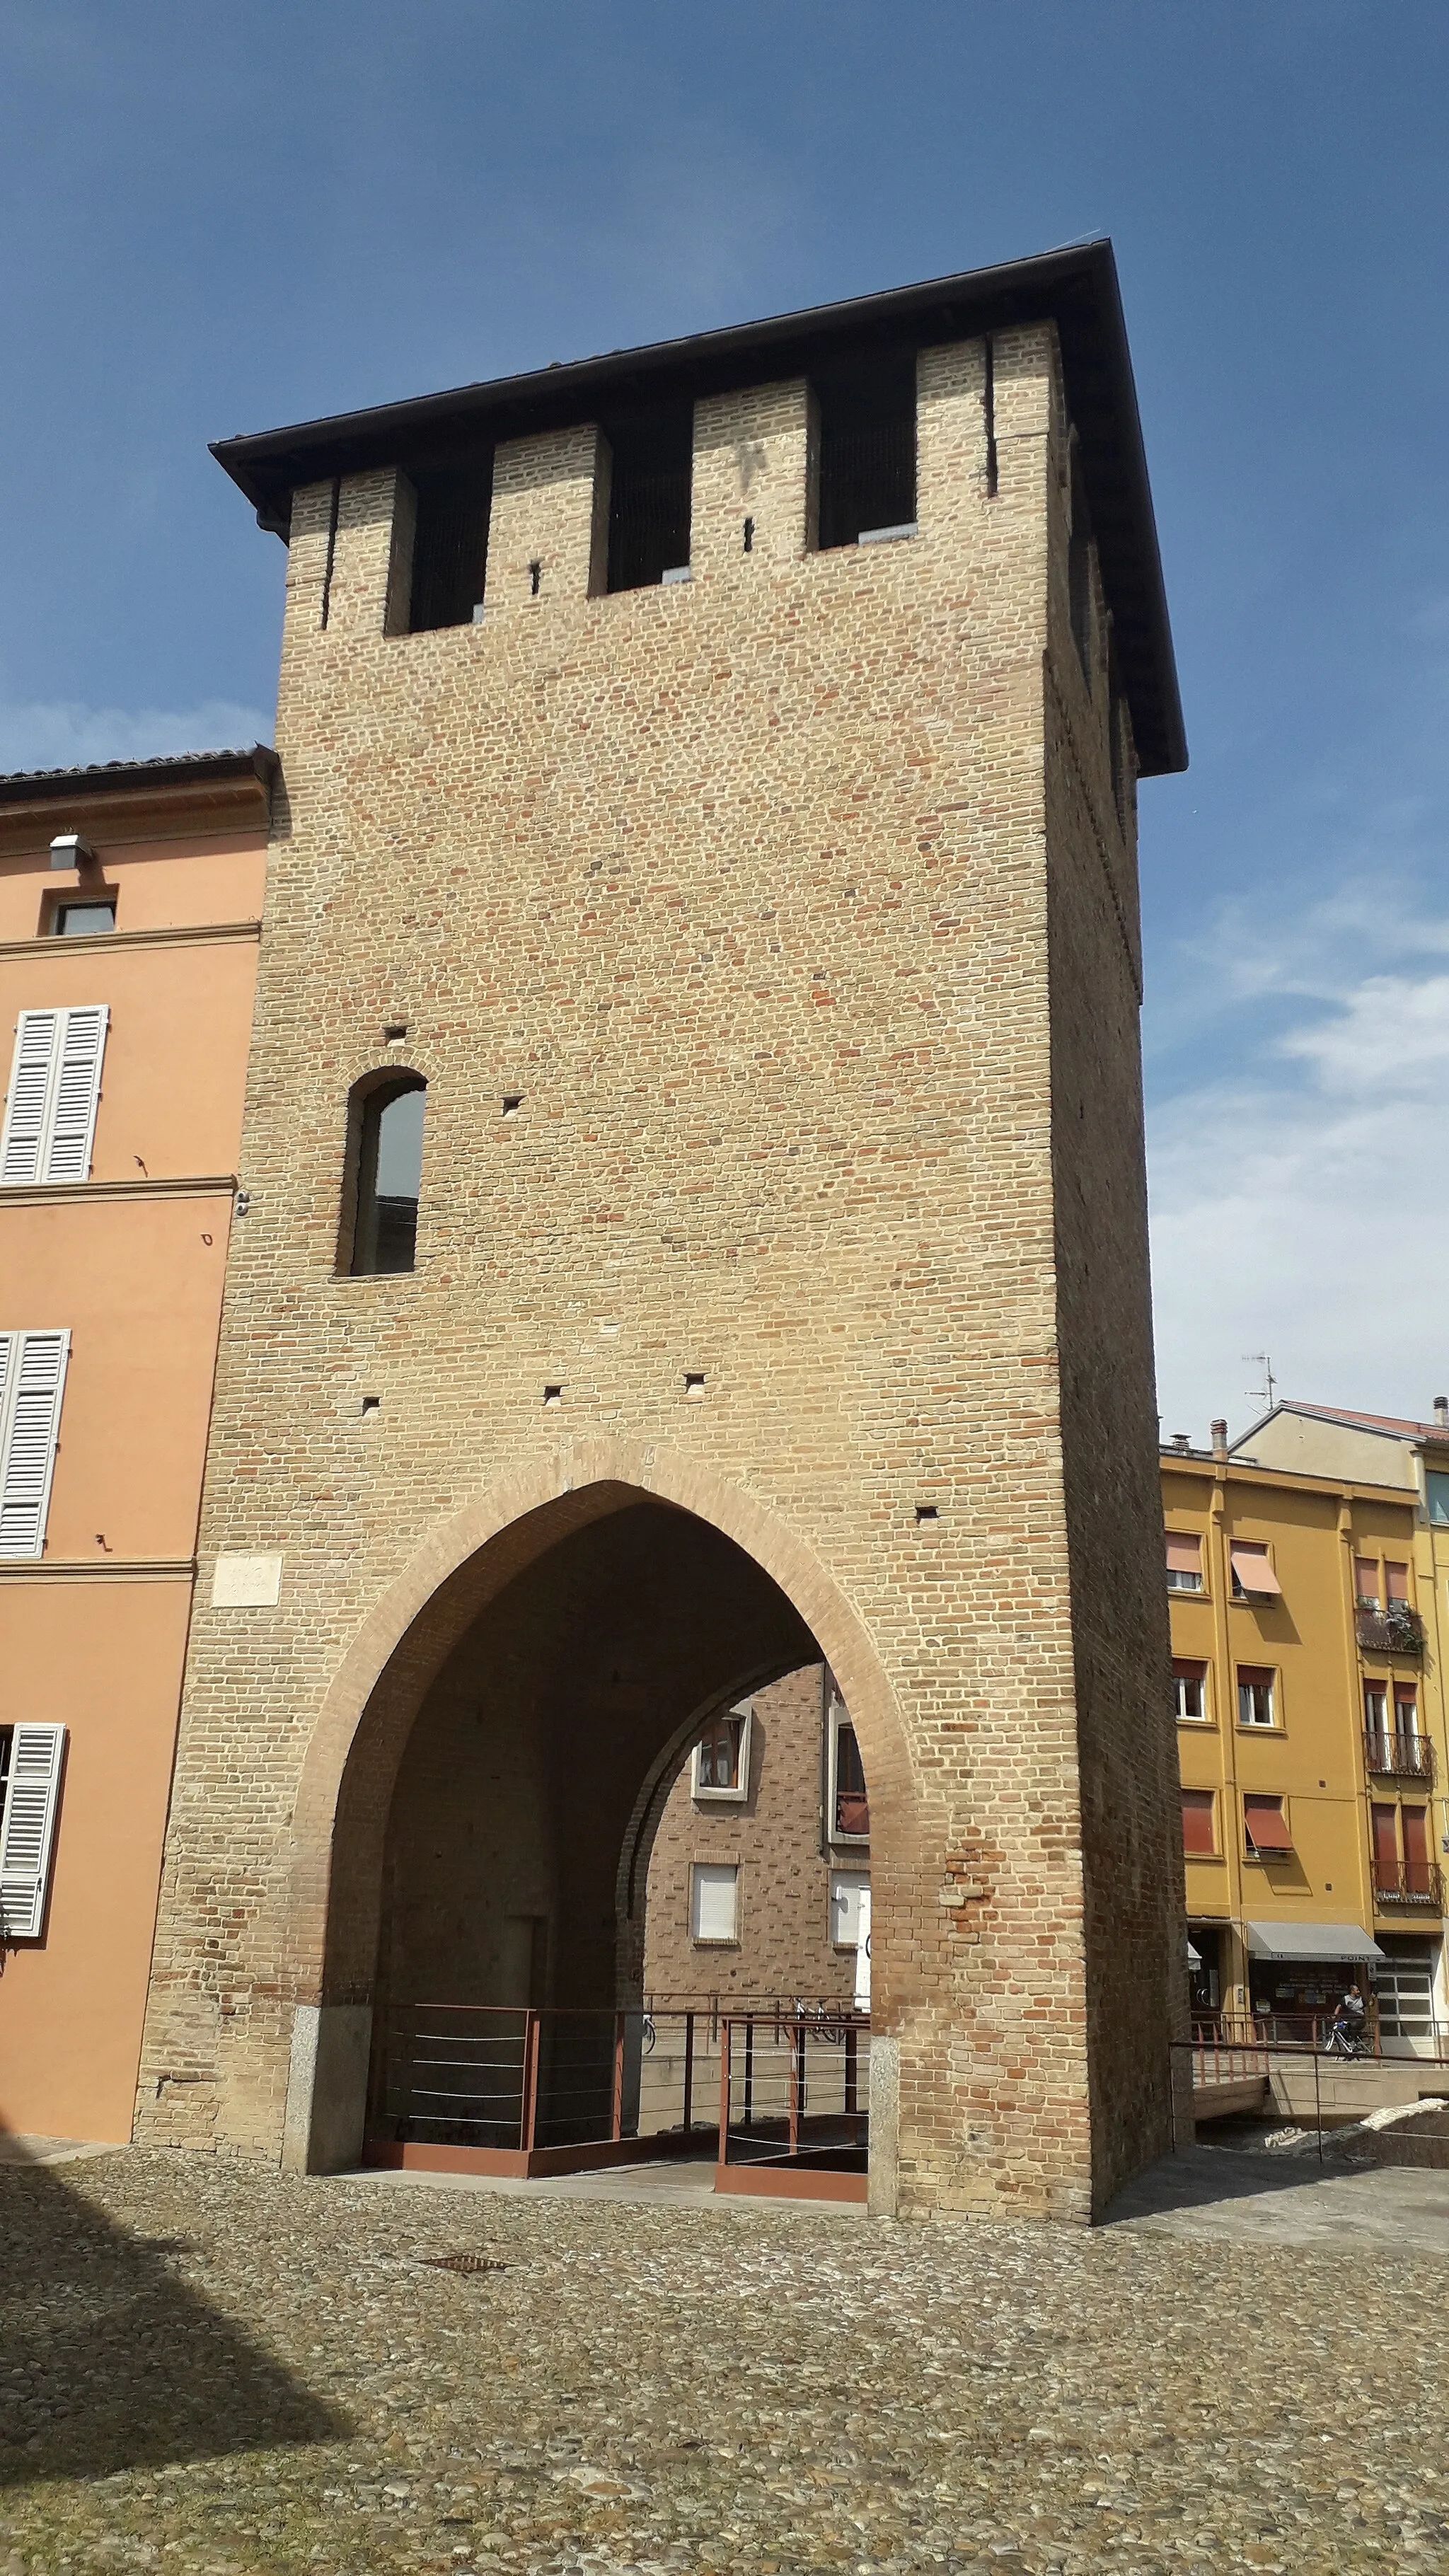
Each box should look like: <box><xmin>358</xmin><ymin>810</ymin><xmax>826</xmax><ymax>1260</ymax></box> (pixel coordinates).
<box><xmin>716</xmin><ymin>2007</ymin><xmax>870</xmax><ymax>2183</ymax></box>
<box><xmin>369</xmin><ymin>1997</ymin><xmax>869</xmax><ymax>2174</ymax></box>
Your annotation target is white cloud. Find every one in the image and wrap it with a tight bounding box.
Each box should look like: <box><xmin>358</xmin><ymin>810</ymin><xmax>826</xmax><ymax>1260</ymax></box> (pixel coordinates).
<box><xmin>1148</xmin><ymin>946</ymin><xmax>1449</xmax><ymax>1443</ymax></box>
<box><xmin>0</xmin><ymin>698</ymin><xmax>272</xmax><ymax>775</ymax></box>
<box><xmin>1280</xmin><ymin>973</ymin><xmax>1449</xmax><ymax>1095</ymax></box>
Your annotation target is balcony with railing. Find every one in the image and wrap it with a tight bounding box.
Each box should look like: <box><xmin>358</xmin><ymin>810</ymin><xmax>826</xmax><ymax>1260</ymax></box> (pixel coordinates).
<box><xmin>1356</xmin><ymin>1604</ymin><xmax>1426</xmax><ymax>1660</ymax></box>
<box><xmin>1373</xmin><ymin>1862</ymin><xmax>1445</xmax><ymax>1912</ymax></box>
<box><xmin>1364</xmin><ymin>1729</ymin><xmax>1436</xmax><ymax>1781</ymax></box>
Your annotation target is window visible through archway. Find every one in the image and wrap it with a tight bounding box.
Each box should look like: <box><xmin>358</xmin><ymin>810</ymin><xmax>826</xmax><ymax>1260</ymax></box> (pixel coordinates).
<box><xmin>829</xmin><ymin>1696</ymin><xmax>870</xmax><ymax>1842</ymax></box>
<box><xmin>350</xmin><ymin>1075</ymin><xmax>426</xmax><ymax>1274</ymax></box>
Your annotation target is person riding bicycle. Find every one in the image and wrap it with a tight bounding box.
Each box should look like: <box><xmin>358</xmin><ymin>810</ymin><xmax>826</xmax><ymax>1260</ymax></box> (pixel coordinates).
<box><xmin>1331</xmin><ymin>1983</ymin><xmax>1367</xmax><ymax>2052</ymax></box>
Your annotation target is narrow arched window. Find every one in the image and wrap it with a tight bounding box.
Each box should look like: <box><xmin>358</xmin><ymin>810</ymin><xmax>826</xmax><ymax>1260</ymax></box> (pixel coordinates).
<box><xmin>345</xmin><ymin>1073</ymin><xmax>426</xmax><ymax>1275</ymax></box>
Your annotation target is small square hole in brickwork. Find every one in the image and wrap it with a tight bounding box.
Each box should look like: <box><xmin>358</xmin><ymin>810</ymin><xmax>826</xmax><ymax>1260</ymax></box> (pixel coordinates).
<box><xmin>502</xmin><ymin>1095</ymin><xmax>522</xmax><ymax>1116</ymax></box>
<box><xmin>684</xmin><ymin>1373</ymin><xmax>705</xmax><ymax>1399</ymax></box>
<box><xmin>384</xmin><ymin>1024</ymin><xmax>408</xmax><ymax>1043</ymax></box>
<box><xmin>916</xmin><ymin>1504</ymin><xmax>940</xmax><ymax>1525</ymax></box>
<box><xmin>361</xmin><ymin>1396</ymin><xmax>380</xmax><ymax>1415</ymax></box>
<box><xmin>543</xmin><ymin>1385</ymin><xmax>563</xmax><ymax>1407</ymax></box>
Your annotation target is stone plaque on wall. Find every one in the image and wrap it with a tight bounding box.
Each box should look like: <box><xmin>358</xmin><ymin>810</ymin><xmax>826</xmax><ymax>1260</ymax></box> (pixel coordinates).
<box><xmin>211</xmin><ymin>1552</ymin><xmax>283</xmax><ymax>1608</ymax></box>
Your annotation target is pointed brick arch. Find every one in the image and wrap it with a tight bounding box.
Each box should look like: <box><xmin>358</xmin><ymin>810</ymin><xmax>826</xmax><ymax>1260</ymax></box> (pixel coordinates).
<box><xmin>285</xmin><ymin>1436</ymin><xmax>914</xmax><ymax>2026</ymax></box>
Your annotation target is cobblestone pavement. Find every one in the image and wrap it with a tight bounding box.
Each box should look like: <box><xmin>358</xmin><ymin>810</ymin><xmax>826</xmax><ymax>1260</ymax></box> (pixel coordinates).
<box><xmin>3</xmin><ymin>2146</ymin><xmax>1448</xmax><ymax>2576</ymax></box>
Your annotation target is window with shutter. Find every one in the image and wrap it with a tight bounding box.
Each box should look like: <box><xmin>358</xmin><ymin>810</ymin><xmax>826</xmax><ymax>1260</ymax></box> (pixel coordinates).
<box><xmin>692</xmin><ymin>1704</ymin><xmax>751</xmax><ymax>1801</ymax></box>
<box><xmin>1243</xmin><ymin>1794</ymin><xmax>1292</xmax><ymax>1854</ymax></box>
<box><xmin>1172</xmin><ymin>1660</ymin><xmax>1209</xmax><ymax>1722</ymax></box>
<box><xmin>828</xmin><ymin>1699</ymin><xmax>870</xmax><ymax>1841</ymax></box>
<box><xmin>0</xmin><ymin>1330</ymin><xmax>70</xmax><ymax>1557</ymax></box>
<box><xmin>690</xmin><ymin>1862</ymin><xmax>739</xmax><ymax>1943</ymax></box>
<box><xmin>1181</xmin><ymin>1789</ymin><xmax>1216</xmax><ymax>1855</ymax></box>
<box><xmin>1236</xmin><ymin>1665</ymin><xmax>1276</xmax><ymax>1728</ymax></box>
<box><xmin>829</xmin><ymin>1869</ymin><xmax>870</xmax><ymax>1948</ymax></box>
<box><xmin>0</xmin><ymin>1012</ymin><xmax>57</xmax><ymax>1182</ymax></box>
<box><xmin>0</xmin><ymin>1006</ymin><xmax>108</xmax><ymax>1185</ymax></box>
<box><xmin>0</xmin><ymin>1723</ymin><xmax>66</xmax><ymax>1939</ymax></box>
<box><xmin>1165</xmin><ymin>1531</ymin><xmax>1203</xmax><ymax>1590</ymax></box>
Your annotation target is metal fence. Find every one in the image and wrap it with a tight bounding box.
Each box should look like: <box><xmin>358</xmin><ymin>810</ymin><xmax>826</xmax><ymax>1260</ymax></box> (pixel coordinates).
<box><xmin>1194</xmin><ymin>2010</ymin><xmax>1448</xmax><ymax>2055</ymax></box>
<box><xmin>369</xmin><ymin>1998</ymin><xmax>871</xmax><ymax>2183</ymax></box>
<box><xmin>717</xmin><ymin>2009</ymin><xmax>870</xmax><ymax>2181</ymax></box>
<box><xmin>1177</xmin><ymin>2029</ymin><xmax>1449</xmax><ymax>2166</ymax></box>
<box><xmin>371</xmin><ymin>2003</ymin><xmax>704</xmax><ymax>2157</ymax></box>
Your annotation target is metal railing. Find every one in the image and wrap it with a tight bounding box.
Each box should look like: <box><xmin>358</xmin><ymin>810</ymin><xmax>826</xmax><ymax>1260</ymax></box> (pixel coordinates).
<box><xmin>372</xmin><ymin>2003</ymin><xmax>714</xmax><ymax>2158</ymax></box>
<box><xmin>1189</xmin><ymin>2021</ymin><xmax>1271</xmax><ymax>2081</ymax></box>
<box><xmin>1372</xmin><ymin>1864</ymin><xmax>1445</xmax><ymax>1910</ymax></box>
<box><xmin>1356</xmin><ymin>1605</ymin><xmax>1426</xmax><ymax>1660</ymax></box>
<box><xmin>370</xmin><ymin>1997</ymin><xmax>871</xmax><ymax>2168</ymax></box>
<box><xmin>717</xmin><ymin>2008</ymin><xmax>870</xmax><ymax>2175</ymax></box>
<box><xmin>1193</xmin><ymin>2007</ymin><xmax>1449</xmax><ymax>2057</ymax></box>
<box><xmin>1197</xmin><ymin>2009</ymin><xmax>1395</xmax><ymax>2053</ymax></box>
<box><xmin>1175</xmin><ymin>2031</ymin><xmax>1449</xmax><ymax>2166</ymax></box>
<box><xmin>1363</xmin><ymin>1729</ymin><xmax>1435</xmax><ymax>1781</ymax></box>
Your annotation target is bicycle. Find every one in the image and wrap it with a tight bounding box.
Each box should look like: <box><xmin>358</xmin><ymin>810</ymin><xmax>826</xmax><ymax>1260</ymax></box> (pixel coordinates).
<box><xmin>1322</xmin><ymin>2019</ymin><xmax>1370</xmax><ymax>2061</ymax></box>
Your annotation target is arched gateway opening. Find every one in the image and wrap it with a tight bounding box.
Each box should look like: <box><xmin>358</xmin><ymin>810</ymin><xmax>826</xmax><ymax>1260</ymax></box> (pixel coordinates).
<box><xmin>287</xmin><ymin>1459</ymin><xmax>900</xmax><ymax>2200</ymax></box>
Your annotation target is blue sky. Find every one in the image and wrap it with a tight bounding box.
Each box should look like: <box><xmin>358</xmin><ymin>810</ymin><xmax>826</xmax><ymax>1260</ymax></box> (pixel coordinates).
<box><xmin>3</xmin><ymin>1</ymin><xmax>1446</xmax><ymax>1442</ymax></box>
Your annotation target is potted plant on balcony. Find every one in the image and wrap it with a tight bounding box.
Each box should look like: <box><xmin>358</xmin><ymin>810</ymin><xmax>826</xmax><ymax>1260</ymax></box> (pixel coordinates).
<box><xmin>1383</xmin><ymin>1603</ymin><xmax>1425</xmax><ymax>1654</ymax></box>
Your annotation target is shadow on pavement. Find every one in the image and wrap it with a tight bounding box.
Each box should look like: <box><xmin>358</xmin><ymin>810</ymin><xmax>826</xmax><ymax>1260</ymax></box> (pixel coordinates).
<box><xmin>1102</xmin><ymin>2137</ymin><xmax>1354</xmax><ymax>2224</ymax></box>
<box><xmin>0</xmin><ymin>2135</ymin><xmax>348</xmax><ymax>2485</ymax></box>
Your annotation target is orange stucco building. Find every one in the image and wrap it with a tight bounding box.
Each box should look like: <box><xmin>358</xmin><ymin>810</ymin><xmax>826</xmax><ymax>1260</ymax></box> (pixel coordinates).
<box><xmin>0</xmin><ymin>749</ymin><xmax>275</xmax><ymax>2141</ymax></box>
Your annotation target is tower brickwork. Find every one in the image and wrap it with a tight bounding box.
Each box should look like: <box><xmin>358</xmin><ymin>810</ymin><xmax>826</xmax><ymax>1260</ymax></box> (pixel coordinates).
<box><xmin>136</xmin><ymin>255</ymin><xmax>1187</xmax><ymax>2217</ymax></box>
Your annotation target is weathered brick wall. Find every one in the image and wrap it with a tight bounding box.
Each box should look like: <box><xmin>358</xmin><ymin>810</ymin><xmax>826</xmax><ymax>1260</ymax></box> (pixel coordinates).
<box><xmin>1042</xmin><ymin>445</ymin><xmax>1186</xmax><ymax>2206</ymax></box>
<box><xmin>642</xmin><ymin>1664</ymin><xmax>860</xmax><ymax>2006</ymax></box>
<box><xmin>137</xmin><ymin>320</ymin><xmax>1177</xmax><ymax>2217</ymax></box>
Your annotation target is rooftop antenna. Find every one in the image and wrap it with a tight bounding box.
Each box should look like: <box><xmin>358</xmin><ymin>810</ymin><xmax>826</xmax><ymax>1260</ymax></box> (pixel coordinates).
<box><xmin>1243</xmin><ymin>1352</ymin><xmax>1276</xmax><ymax>1414</ymax></box>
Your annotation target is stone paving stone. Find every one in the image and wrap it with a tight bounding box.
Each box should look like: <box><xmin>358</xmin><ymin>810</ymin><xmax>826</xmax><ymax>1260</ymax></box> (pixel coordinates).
<box><xmin>2</xmin><ymin>2148</ymin><xmax>1447</xmax><ymax>2575</ymax></box>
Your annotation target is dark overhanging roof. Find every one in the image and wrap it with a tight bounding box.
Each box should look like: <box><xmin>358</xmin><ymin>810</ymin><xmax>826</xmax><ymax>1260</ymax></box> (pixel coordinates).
<box><xmin>0</xmin><ymin>745</ymin><xmax>279</xmax><ymax>807</ymax></box>
<box><xmin>212</xmin><ymin>241</ymin><xmax>1186</xmax><ymax>776</ymax></box>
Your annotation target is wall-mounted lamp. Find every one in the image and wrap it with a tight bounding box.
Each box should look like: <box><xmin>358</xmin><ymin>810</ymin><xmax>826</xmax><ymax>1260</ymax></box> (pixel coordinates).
<box><xmin>50</xmin><ymin>832</ymin><xmax>98</xmax><ymax>872</ymax></box>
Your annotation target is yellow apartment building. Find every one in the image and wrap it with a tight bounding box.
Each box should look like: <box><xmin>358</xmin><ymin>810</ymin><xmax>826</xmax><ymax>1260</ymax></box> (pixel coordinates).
<box><xmin>1164</xmin><ymin>1410</ymin><xmax>1449</xmax><ymax>2056</ymax></box>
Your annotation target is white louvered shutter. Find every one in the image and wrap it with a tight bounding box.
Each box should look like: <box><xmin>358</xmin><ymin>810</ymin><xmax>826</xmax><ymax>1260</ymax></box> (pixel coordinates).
<box><xmin>0</xmin><ymin>1006</ymin><xmax>108</xmax><ymax>1185</ymax></box>
<box><xmin>0</xmin><ymin>1330</ymin><xmax>70</xmax><ymax>1558</ymax></box>
<box><xmin>43</xmin><ymin>1007</ymin><xmax>108</xmax><ymax>1181</ymax></box>
<box><xmin>0</xmin><ymin>1011</ymin><xmax>60</xmax><ymax>1184</ymax></box>
<box><xmin>0</xmin><ymin>1725</ymin><xmax>67</xmax><ymax>1939</ymax></box>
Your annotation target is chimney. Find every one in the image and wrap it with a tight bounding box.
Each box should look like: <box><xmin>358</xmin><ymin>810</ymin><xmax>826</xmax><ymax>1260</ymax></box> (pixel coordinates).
<box><xmin>1211</xmin><ymin>1419</ymin><xmax>1228</xmax><ymax>1461</ymax></box>
<box><xmin>1171</xmin><ymin>1433</ymin><xmax>1191</xmax><ymax>1455</ymax></box>
<box><xmin>1436</xmin><ymin>1396</ymin><xmax>1448</xmax><ymax>1428</ymax></box>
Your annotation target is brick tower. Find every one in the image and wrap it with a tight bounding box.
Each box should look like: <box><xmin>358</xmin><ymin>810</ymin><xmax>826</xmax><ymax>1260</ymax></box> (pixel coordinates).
<box><xmin>137</xmin><ymin>242</ymin><xmax>1188</xmax><ymax>2219</ymax></box>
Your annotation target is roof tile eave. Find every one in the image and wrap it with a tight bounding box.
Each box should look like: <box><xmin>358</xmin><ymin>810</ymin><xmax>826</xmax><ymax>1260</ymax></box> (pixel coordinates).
<box><xmin>1280</xmin><ymin>1399</ymin><xmax>1449</xmax><ymax>1443</ymax></box>
<box><xmin>206</xmin><ymin>241</ymin><xmax>1187</xmax><ymax>780</ymax></box>
<box><xmin>0</xmin><ymin>746</ymin><xmax>278</xmax><ymax>805</ymax></box>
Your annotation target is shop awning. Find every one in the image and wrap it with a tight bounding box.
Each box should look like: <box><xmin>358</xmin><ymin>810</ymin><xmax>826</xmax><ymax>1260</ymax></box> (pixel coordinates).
<box><xmin>1245</xmin><ymin>1922</ymin><xmax>1385</xmax><ymax>1963</ymax></box>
